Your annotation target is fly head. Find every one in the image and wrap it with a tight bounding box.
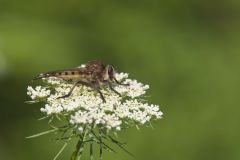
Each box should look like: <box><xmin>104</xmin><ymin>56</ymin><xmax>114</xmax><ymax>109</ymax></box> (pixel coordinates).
<box><xmin>103</xmin><ymin>65</ymin><xmax>116</xmax><ymax>81</ymax></box>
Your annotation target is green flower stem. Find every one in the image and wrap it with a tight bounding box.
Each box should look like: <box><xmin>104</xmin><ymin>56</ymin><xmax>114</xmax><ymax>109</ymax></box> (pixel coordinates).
<box><xmin>71</xmin><ymin>135</ymin><xmax>84</xmax><ymax>160</ymax></box>
<box><xmin>90</xmin><ymin>142</ymin><xmax>93</xmax><ymax>160</ymax></box>
<box><xmin>76</xmin><ymin>139</ymin><xmax>84</xmax><ymax>159</ymax></box>
<box><xmin>99</xmin><ymin>130</ymin><xmax>103</xmax><ymax>160</ymax></box>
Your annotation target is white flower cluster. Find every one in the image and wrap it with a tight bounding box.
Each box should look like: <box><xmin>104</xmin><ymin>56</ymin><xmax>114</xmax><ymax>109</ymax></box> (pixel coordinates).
<box><xmin>27</xmin><ymin>73</ymin><xmax>163</xmax><ymax>131</ymax></box>
<box><xmin>27</xmin><ymin>86</ymin><xmax>51</xmax><ymax>99</ymax></box>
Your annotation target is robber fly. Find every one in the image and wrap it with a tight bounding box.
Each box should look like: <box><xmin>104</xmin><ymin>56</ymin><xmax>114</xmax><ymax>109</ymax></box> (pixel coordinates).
<box><xmin>33</xmin><ymin>61</ymin><xmax>128</xmax><ymax>102</ymax></box>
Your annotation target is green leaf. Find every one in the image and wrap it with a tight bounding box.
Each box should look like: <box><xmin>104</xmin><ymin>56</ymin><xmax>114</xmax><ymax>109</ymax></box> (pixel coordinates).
<box><xmin>38</xmin><ymin>116</ymin><xmax>49</xmax><ymax>121</ymax></box>
<box><xmin>25</xmin><ymin>128</ymin><xmax>58</xmax><ymax>139</ymax></box>
<box><xmin>91</xmin><ymin>138</ymin><xmax>115</xmax><ymax>153</ymax></box>
<box><xmin>53</xmin><ymin>142</ymin><xmax>69</xmax><ymax>160</ymax></box>
<box><xmin>91</xmin><ymin>131</ymin><xmax>115</xmax><ymax>153</ymax></box>
<box><xmin>25</xmin><ymin>100</ymin><xmax>38</xmax><ymax>104</ymax></box>
<box><xmin>107</xmin><ymin>135</ymin><xmax>135</xmax><ymax>158</ymax></box>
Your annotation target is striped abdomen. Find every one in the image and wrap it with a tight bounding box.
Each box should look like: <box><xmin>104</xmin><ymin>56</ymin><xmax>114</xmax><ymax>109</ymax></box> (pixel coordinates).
<box><xmin>33</xmin><ymin>69</ymin><xmax>88</xmax><ymax>81</ymax></box>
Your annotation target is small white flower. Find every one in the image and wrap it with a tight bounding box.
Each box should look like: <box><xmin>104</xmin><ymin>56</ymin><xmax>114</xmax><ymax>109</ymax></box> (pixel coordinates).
<box><xmin>115</xmin><ymin>72</ymin><xmax>128</xmax><ymax>80</ymax></box>
<box><xmin>27</xmin><ymin>86</ymin><xmax>51</xmax><ymax>100</ymax></box>
<box><xmin>114</xmin><ymin>79</ymin><xmax>149</xmax><ymax>98</ymax></box>
<box><xmin>78</xmin><ymin>127</ymin><xmax>83</xmax><ymax>133</ymax></box>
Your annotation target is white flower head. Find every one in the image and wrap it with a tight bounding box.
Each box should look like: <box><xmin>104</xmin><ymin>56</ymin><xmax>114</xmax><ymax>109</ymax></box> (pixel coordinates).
<box><xmin>27</xmin><ymin>73</ymin><xmax>163</xmax><ymax>131</ymax></box>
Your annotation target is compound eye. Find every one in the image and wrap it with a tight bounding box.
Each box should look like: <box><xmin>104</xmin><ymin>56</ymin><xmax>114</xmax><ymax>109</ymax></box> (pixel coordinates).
<box><xmin>108</xmin><ymin>65</ymin><xmax>114</xmax><ymax>75</ymax></box>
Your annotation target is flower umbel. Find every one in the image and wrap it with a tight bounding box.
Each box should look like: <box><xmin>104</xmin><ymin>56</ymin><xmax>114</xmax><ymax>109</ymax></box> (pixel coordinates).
<box><xmin>26</xmin><ymin>72</ymin><xmax>163</xmax><ymax>160</ymax></box>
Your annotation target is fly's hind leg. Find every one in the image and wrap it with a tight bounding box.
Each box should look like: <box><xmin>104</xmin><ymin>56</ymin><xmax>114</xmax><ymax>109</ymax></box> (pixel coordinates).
<box><xmin>57</xmin><ymin>82</ymin><xmax>78</xmax><ymax>99</ymax></box>
<box><xmin>96</xmin><ymin>89</ymin><xmax>106</xmax><ymax>103</ymax></box>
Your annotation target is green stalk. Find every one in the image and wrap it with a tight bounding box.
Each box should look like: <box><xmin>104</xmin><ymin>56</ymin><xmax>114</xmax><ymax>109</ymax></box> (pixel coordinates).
<box><xmin>99</xmin><ymin>130</ymin><xmax>103</xmax><ymax>160</ymax></box>
<box><xmin>90</xmin><ymin>142</ymin><xmax>93</xmax><ymax>160</ymax></box>
<box><xmin>72</xmin><ymin>129</ymin><xmax>88</xmax><ymax>160</ymax></box>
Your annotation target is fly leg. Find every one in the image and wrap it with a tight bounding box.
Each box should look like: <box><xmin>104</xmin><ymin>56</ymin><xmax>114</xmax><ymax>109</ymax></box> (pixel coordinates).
<box><xmin>96</xmin><ymin>89</ymin><xmax>106</xmax><ymax>103</ymax></box>
<box><xmin>79</xmin><ymin>81</ymin><xmax>106</xmax><ymax>103</ymax></box>
<box><xmin>58</xmin><ymin>80</ymin><xmax>106</xmax><ymax>103</ymax></box>
<box><xmin>108</xmin><ymin>82</ymin><xmax>121</xmax><ymax>96</ymax></box>
<box><xmin>57</xmin><ymin>82</ymin><xmax>78</xmax><ymax>99</ymax></box>
<box><xmin>113</xmin><ymin>77</ymin><xmax>129</xmax><ymax>86</ymax></box>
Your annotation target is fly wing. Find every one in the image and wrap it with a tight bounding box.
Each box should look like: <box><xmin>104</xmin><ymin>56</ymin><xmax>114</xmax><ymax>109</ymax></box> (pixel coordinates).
<box><xmin>33</xmin><ymin>61</ymin><xmax>106</xmax><ymax>81</ymax></box>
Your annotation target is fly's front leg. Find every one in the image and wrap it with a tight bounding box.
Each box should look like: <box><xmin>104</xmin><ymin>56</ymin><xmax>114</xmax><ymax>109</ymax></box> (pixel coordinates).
<box><xmin>108</xmin><ymin>82</ymin><xmax>121</xmax><ymax>96</ymax></box>
<box><xmin>113</xmin><ymin>77</ymin><xmax>129</xmax><ymax>86</ymax></box>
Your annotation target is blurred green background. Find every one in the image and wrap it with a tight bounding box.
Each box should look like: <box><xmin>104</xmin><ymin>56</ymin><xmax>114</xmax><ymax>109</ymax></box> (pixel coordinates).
<box><xmin>0</xmin><ymin>0</ymin><xmax>240</xmax><ymax>160</ymax></box>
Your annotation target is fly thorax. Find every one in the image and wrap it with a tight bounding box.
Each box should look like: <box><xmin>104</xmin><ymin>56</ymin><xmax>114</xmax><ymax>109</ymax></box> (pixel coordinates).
<box><xmin>103</xmin><ymin>69</ymin><xmax>109</xmax><ymax>80</ymax></box>
<box><xmin>105</xmin><ymin>64</ymin><xmax>116</xmax><ymax>80</ymax></box>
